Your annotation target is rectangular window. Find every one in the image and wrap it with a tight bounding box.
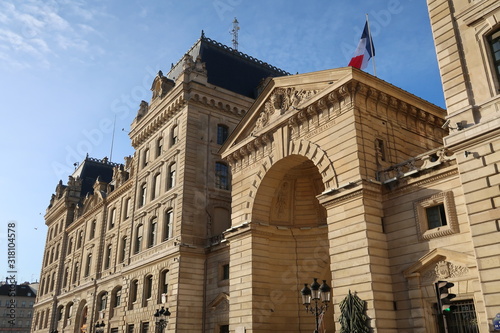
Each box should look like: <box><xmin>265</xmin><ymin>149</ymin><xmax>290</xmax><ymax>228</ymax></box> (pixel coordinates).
<box><xmin>127</xmin><ymin>324</ymin><xmax>134</xmax><ymax>333</ymax></box>
<box><xmin>217</xmin><ymin>124</ymin><xmax>229</xmax><ymax>145</ymax></box>
<box><xmin>153</xmin><ymin>173</ymin><xmax>161</xmax><ymax>200</ymax></box>
<box><xmin>426</xmin><ymin>204</ymin><xmax>447</xmax><ymax>229</ymax></box>
<box><xmin>141</xmin><ymin>322</ymin><xmax>149</xmax><ymax>333</ymax></box>
<box><xmin>222</xmin><ymin>264</ymin><xmax>230</xmax><ymax>280</ymax></box>
<box><xmin>489</xmin><ymin>30</ymin><xmax>500</xmax><ymax>87</ymax></box>
<box><xmin>215</xmin><ymin>162</ymin><xmax>229</xmax><ymax>190</ymax></box>
<box><xmin>414</xmin><ymin>191</ymin><xmax>458</xmax><ymax>241</ymax></box>
<box><xmin>123</xmin><ymin>198</ymin><xmax>131</xmax><ymax>220</ymax></box>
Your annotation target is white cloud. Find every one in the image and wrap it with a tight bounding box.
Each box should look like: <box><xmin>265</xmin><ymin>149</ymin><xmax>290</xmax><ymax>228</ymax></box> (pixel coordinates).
<box><xmin>0</xmin><ymin>0</ymin><xmax>106</xmax><ymax>70</ymax></box>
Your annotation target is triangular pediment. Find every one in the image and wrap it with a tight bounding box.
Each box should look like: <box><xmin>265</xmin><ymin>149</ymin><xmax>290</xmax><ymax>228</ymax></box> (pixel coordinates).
<box><xmin>221</xmin><ymin>67</ymin><xmax>354</xmax><ymax>155</ymax></box>
<box><xmin>208</xmin><ymin>292</ymin><xmax>229</xmax><ymax>311</ymax></box>
<box><xmin>403</xmin><ymin>248</ymin><xmax>476</xmax><ymax>282</ymax></box>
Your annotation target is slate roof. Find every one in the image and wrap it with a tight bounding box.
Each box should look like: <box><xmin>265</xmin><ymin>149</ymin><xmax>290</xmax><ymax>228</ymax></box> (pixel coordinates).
<box><xmin>167</xmin><ymin>32</ymin><xmax>290</xmax><ymax>99</ymax></box>
<box><xmin>72</xmin><ymin>156</ymin><xmax>118</xmax><ymax>197</ymax></box>
<box><xmin>0</xmin><ymin>284</ymin><xmax>36</xmax><ymax>297</ymax></box>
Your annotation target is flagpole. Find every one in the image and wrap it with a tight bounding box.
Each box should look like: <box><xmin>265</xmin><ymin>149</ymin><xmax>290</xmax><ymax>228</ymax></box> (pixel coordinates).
<box><xmin>365</xmin><ymin>13</ymin><xmax>377</xmax><ymax>76</ymax></box>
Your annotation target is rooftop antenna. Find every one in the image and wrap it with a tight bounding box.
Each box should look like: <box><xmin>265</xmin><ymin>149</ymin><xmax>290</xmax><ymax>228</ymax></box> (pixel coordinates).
<box><xmin>109</xmin><ymin>114</ymin><xmax>117</xmax><ymax>162</ymax></box>
<box><xmin>231</xmin><ymin>17</ymin><xmax>240</xmax><ymax>50</ymax></box>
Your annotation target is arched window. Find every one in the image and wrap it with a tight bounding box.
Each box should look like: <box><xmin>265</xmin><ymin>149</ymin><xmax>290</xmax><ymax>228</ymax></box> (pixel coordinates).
<box><xmin>119</xmin><ymin>236</ymin><xmax>127</xmax><ymax>263</ymax></box>
<box><xmin>66</xmin><ymin>302</ymin><xmax>73</xmax><ymax>319</ymax></box>
<box><xmin>148</xmin><ymin>217</ymin><xmax>157</xmax><ymax>248</ymax></box>
<box><xmin>89</xmin><ymin>220</ymin><xmax>97</xmax><ymax>239</ymax></box>
<box><xmin>34</xmin><ymin>312</ymin><xmax>39</xmax><ymax>329</ymax></box>
<box><xmin>44</xmin><ymin>275</ymin><xmax>50</xmax><ymax>294</ymax></box>
<box><xmin>123</xmin><ymin>197</ymin><xmax>131</xmax><ymax>220</ymax></box>
<box><xmin>104</xmin><ymin>244</ymin><xmax>112</xmax><ymax>270</ymax></box>
<box><xmin>109</xmin><ymin>208</ymin><xmax>116</xmax><ymax>229</ymax></box>
<box><xmin>144</xmin><ymin>275</ymin><xmax>153</xmax><ymax>305</ymax></box>
<box><xmin>39</xmin><ymin>278</ymin><xmax>45</xmax><ymax>296</ymax></box>
<box><xmin>167</xmin><ymin>162</ymin><xmax>176</xmax><ymax>189</ymax></box>
<box><xmin>217</xmin><ymin>124</ymin><xmax>229</xmax><ymax>145</ymax></box>
<box><xmin>112</xmin><ymin>287</ymin><xmax>122</xmax><ymax>308</ymax></box>
<box><xmin>57</xmin><ymin>305</ymin><xmax>64</xmax><ymax>321</ymax></box>
<box><xmin>44</xmin><ymin>250</ymin><xmax>49</xmax><ymax>267</ymax></box>
<box><xmin>63</xmin><ymin>268</ymin><xmax>69</xmax><ymax>288</ymax></box>
<box><xmin>129</xmin><ymin>280</ymin><xmax>138</xmax><ymax>309</ymax></box>
<box><xmin>215</xmin><ymin>162</ymin><xmax>229</xmax><ymax>190</ymax></box>
<box><xmin>72</xmin><ymin>262</ymin><xmax>79</xmax><ymax>283</ymax></box>
<box><xmin>152</xmin><ymin>173</ymin><xmax>161</xmax><ymax>200</ymax></box>
<box><xmin>55</xmin><ymin>244</ymin><xmax>60</xmax><ymax>260</ymax></box>
<box><xmin>99</xmin><ymin>292</ymin><xmax>108</xmax><ymax>311</ymax></box>
<box><xmin>44</xmin><ymin>308</ymin><xmax>49</xmax><ymax>328</ymax></box>
<box><xmin>77</xmin><ymin>230</ymin><xmax>83</xmax><ymax>249</ymax></box>
<box><xmin>170</xmin><ymin>124</ymin><xmax>178</xmax><ymax>146</ymax></box>
<box><xmin>39</xmin><ymin>310</ymin><xmax>44</xmax><ymax>330</ymax></box>
<box><xmin>50</xmin><ymin>247</ymin><xmax>54</xmax><ymax>263</ymax></box>
<box><xmin>158</xmin><ymin>270</ymin><xmax>169</xmax><ymax>303</ymax></box>
<box><xmin>139</xmin><ymin>183</ymin><xmax>147</xmax><ymax>207</ymax></box>
<box><xmin>164</xmin><ymin>209</ymin><xmax>173</xmax><ymax>241</ymax></box>
<box><xmin>67</xmin><ymin>237</ymin><xmax>73</xmax><ymax>255</ymax></box>
<box><xmin>156</xmin><ymin>136</ymin><xmax>163</xmax><ymax>157</ymax></box>
<box><xmin>50</xmin><ymin>272</ymin><xmax>56</xmax><ymax>291</ymax></box>
<box><xmin>135</xmin><ymin>224</ymin><xmax>143</xmax><ymax>254</ymax></box>
<box><xmin>84</xmin><ymin>253</ymin><xmax>92</xmax><ymax>277</ymax></box>
<box><xmin>142</xmin><ymin>148</ymin><xmax>150</xmax><ymax>168</ymax></box>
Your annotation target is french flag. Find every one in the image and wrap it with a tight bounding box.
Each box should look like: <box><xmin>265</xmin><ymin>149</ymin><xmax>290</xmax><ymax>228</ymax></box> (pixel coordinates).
<box><xmin>348</xmin><ymin>21</ymin><xmax>375</xmax><ymax>70</ymax></box>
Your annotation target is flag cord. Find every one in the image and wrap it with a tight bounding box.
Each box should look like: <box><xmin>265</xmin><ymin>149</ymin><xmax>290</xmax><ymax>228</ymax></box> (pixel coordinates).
<box><xmin>366</xmin><ymin>14</ymin><xmax>377</xmax><ymax>76</ymax></box>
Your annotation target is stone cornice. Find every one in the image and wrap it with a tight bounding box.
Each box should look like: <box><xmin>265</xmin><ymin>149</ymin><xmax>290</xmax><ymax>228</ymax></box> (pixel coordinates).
<box><xmin>456</xmin><ymin>0</ymin><xmax>499</xmax><ymax>25</ymax></box>
<box><xmin>382</xmin><ymin>168</ymin><xmax>459</xmax><ymax>197</ymax></box>
<box><xmin>224</xmin><ymin>78</ymin><xmax>447</xmax><ymax>166</ymax></box>
<box><xmin>223</xmin><ymin>221</ymin><xmax>328</xmax><ymax>241</ymax></box>
<box><xmin>189</xmin><ymin>90</ymin><xmax>249</xmax><ymax>117</ymax></box>
<box><xmin>106</xmin><ymin>178</ymin><xmax>134</xmax><ymax>202</ymax></box>
<box><xmin>318</xmin><ymin>182</ymin><xmax>381</xmax><ymax>208</ymax></box>
<box><xmin>130</xmin><ymin>86</ymin><xmax>187</xmax><ymax>148</ymax></box>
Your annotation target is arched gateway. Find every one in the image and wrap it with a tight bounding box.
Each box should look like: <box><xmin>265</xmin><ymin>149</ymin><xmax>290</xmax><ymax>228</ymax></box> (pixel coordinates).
<box><xmin>221</xmin><ymin>67</ymin><xmax>448</xmax><ymax>332</ymax></box>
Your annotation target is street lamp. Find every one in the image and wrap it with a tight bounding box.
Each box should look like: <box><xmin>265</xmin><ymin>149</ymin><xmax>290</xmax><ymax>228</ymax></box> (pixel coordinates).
<box><xmin>301</xmin><ymin>278</ymin><xmax>331</xmax><ymax>333</ymax></box>
<box><xmin>95</xmin><ymin>321</ymin><xmax>106</xmax><ymax>333</ymax></box>
<box><xmin>154</xmin><ymin>306</ymin><xmax>171</xmax><ymax>333</ymax></box>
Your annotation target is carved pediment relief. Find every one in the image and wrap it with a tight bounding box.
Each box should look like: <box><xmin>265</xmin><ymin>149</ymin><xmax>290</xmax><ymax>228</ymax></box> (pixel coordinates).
<box><xmin>252</xmin><ymin>87</ymin><xmax>319</xmax><ymax>134</ymax></box>
<box><xmin>403</xmin><ymin>248</ymin><xmax>475</xmax><ymax>282</ymax></box>
<box><xmin>420</xmin><ymin>260</ymin><xmax>470</xmax><ymax>283</ymax></box>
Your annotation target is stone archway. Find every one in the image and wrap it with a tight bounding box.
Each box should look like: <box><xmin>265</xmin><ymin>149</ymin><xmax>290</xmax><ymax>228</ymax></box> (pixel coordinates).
<box><xmin>236</xmin><ymin>154</ymin><xmax>334</xmax><ymax>333</ymax></box>
<box><xmin>74</xmin><ymin>301</ymin><xmax>88</xmax><ymax>333</ymax></box>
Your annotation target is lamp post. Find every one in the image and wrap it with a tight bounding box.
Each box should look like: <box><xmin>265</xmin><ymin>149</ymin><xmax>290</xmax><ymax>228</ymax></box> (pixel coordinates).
<box><xmin>300</xmin><ymin>278</ymin><xmax>331</xmax><ymax>333</ymax></box>
<box><xmin>95</xmin><ymin>321</ymin><xmax>106</xmax><ymax>333</ymax></box>
<box><xmin>154</xmin><ymin>306</ymin><xmax>171</xmax><ymax>333</ymax></box>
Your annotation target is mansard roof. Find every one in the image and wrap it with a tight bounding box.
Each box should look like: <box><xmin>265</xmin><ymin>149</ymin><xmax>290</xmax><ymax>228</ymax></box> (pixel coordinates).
<box><xmin>71</xmin><ymin>155</ymin><xmax>118</xmax><ymax>197</ymax></box>
<box><xmin>0</xmin><ymin>284</ymin><xmax>37</xmax><ymax>297</ymax></box>
<box><xmin>167</xmin><ymin>32</ymin><xmax>290</xmax><ymax>98</ymax></box>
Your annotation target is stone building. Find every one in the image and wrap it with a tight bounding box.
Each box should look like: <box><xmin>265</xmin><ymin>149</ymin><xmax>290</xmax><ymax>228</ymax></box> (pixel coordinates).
<box><xmin>0</xmin><ymin>283</ymin><xmax>37</xmax><ymax>333</ymax></box>
<box><xmin>32</xmin><ymin>0</ymin><xmax>500</xmax><ymax>332</ymax></box>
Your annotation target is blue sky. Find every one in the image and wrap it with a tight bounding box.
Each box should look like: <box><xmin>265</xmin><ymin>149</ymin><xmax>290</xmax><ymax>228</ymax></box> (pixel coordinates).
<box><xmin>0</xmin><ymin>0</ymin><xmax>444</xmax><ymax>283</ymax></box>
